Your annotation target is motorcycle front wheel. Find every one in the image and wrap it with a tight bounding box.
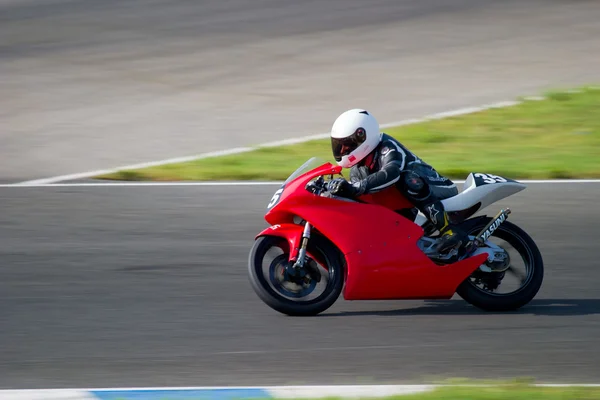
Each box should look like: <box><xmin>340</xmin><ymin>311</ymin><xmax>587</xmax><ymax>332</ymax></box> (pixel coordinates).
<box><xmin>248</xmin><ymin>234</ymin><xmax>345</xmax><ymax>316</ymax></box>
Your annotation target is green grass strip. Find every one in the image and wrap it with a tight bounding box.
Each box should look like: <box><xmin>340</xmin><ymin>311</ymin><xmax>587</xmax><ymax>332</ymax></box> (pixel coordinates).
<box><xmin>301</xmin><ymin>385</ymin><xmax>600</xmax><ymax>400</ymax></box>
<box><xmin>100</xmin><ymin>385</ymin><xmax>600</xmax><ymax>400</ymax></box>
<box><xmin>97</xmin><ymin>85</ymin><xmax>600</xmax><ymax>181</ymax></box>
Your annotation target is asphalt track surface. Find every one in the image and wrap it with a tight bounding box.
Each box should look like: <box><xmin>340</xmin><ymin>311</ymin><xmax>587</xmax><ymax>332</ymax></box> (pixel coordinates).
<box><xmin>2</xmin><ymin>0</ymin><xmax>600</xmax><ymax>182</ymax></box>
<box><xmin>2</xmin><ymin>183</ymin><xmax>600</xmax><ymax>389</ymax></box>
<box><xmin>2</xmin><ymin>0</ymin><xmax>600</xmax><ymax>391</ymax></box>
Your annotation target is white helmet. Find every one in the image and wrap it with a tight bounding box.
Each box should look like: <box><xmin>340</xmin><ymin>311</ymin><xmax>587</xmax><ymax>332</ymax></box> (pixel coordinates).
<box><xmin>330</xmin><ymin>109</ymin><xmax>381</xmax><ymax>168</ymax></box>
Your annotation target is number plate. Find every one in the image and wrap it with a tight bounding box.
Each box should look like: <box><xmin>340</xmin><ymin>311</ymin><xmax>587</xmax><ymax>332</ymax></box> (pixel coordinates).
<box><xmin>267</xmin><ymin>186</ymin><xmax>285</xmax><ymax>209</ymax></box>
<box><xmin>473</xmin><ymin>173</ymin><xmax>516</xmax><ymax>186</ymax></box>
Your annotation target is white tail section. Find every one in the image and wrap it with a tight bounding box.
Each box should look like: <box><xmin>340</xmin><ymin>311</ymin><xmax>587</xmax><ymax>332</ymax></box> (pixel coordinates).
<box><xmin>441</xmin><ymin>173</ymin><xmax>526</xmax><ymax>213</ymax></box>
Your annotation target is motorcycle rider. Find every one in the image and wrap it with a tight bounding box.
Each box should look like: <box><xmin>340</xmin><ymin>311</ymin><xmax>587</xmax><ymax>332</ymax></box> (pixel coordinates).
<box><xmin>327</xmin><ymin>108</ymin><xmax>468</xmax><ymax>255</ymax></box>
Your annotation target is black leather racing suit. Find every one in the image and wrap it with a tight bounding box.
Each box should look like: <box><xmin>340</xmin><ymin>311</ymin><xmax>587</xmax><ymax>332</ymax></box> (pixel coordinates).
<box><xmin>347</xmin><ymin>133</ymin><xmax>460</xmax><ymax>239</ymax></box>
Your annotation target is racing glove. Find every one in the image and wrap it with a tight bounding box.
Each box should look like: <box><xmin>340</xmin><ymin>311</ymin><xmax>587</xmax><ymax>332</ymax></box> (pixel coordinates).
<box><xmin>327</xmin><ymin>178</ymin><xmax>365</xmax><ymax>198</ymax></box>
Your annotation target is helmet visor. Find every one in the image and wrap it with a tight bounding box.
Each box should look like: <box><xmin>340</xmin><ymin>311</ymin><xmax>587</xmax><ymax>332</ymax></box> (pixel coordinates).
<box><xmin>331</xmin><ymin>128</ymin><xmax>367</xmax><ymax>162</ymax></box>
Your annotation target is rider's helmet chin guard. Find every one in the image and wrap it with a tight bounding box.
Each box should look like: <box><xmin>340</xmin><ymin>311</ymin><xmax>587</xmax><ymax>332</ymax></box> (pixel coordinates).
<box><xmin>330</xmin><ymin>109</ymin><xmax>382</xmax><ymax>168</ymax></box>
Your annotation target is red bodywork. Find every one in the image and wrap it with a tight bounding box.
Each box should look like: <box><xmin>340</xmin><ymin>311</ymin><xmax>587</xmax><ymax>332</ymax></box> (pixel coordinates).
<box><xmin>256</xmin><ymin>161</ymin><xmax>487</xmax><ymax>301</ymax></box>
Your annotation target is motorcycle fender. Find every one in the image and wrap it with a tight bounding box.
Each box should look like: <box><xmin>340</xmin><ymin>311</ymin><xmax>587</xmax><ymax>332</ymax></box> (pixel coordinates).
<box><xmin>255</xmin><ymin>224</ymin><xmax>328</xmax><ymax>267</ymax></box>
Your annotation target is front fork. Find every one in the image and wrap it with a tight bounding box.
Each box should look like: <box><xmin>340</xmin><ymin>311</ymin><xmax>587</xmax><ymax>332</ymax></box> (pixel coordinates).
<box><xmin>285</xmin><ymin>222</ymin><xmax>322</xmax><ymax>283</ymax></box>
<box><xmin>291</xmin><ymin>222</ymin><xmax>312</xmax><ymax>269</ymax></box>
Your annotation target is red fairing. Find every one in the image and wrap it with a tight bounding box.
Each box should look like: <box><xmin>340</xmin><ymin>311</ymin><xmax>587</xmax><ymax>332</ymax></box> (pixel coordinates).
<box><xmin>264</xmin><ymin>162</ymin><xmax>342</xmax><ymax>226</ymax></box>
<box><xmin>255</xmin><ymin>224</ymin><xmax>330</xmax><ymax>268</ymax></box>
<box><xmin>359</xmin><ymin>187</ymin><xmax>415</xmax><ymax>211</ymax></box>
<box><xmin>261</xmin><ymin>161</ymin><xmax>487</xmax><ymax>301</ymax></box>
<box><xmin>255</xmin><ymin>224</ymin><xmax>302</xmax><ymax>254</ymax></box>
<box><xmin>343</xmin><ymin>250</ymin><xmax>488</xmax><ymax>300</ymax></box>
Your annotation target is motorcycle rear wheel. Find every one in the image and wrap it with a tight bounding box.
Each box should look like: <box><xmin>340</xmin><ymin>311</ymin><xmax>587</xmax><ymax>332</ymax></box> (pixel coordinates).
<box><xmin>456</xmin><ymin>217</ymin><xmax>544</xmax><ymax>312</ymax></box>
<box><xmin>248</xmin><ymin>234</ymin><xmax>345</xmax><ymax>316</ymax></box>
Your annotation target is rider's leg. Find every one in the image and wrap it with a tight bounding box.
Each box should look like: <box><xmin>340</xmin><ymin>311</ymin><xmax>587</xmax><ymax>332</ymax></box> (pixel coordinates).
<box><xmin>422</xmin><ymin>199</ymin><xmax>469</xmax><ymax>254</ymax></box>
<box><xmin>399</xmin><ymin>169</ymin><xmax>467</xmax><ymax>254</ymax></box>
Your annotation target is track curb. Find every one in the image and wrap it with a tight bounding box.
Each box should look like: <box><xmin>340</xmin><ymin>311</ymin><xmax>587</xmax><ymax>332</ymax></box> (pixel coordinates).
<box><xmin>3</xmin><ymin>384</ymin><xmax>600</xmax><ymax>399</ymax></box>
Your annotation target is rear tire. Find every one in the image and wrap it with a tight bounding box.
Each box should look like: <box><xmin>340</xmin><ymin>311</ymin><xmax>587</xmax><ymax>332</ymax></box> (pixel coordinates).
<box><xmin>456</xmin><ymin>218</ymin><xmax>544</xmax><ymax>312</ymax></box>
<box><xmin>248</xmin><ymin>234</ymin><xmax>345</xmax><ymax>316</ymax></box>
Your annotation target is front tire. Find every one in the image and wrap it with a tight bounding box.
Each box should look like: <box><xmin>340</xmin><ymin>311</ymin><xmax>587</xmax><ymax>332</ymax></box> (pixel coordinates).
<box><xmin>248</xmin><ymin>234</ymin><xmax>345</xmax><ymax>316</ymax></box>
<box><xmin>456</xmin><ymin>218</ymin><xmax>544</xmax><ymax>312</ymax></box>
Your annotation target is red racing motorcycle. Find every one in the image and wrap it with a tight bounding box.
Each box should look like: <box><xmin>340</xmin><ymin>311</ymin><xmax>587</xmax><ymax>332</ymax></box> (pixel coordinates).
<box><xmin>248</xmin><ymin>157</ymin><xmax>544</xmax><ymax>316</ymax></box>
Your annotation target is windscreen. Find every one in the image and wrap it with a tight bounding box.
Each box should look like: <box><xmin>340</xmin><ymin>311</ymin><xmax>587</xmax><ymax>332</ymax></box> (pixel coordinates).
<box><xmin>283</xmin><ymin>157</ymin><xmax>328</xmax><ymax>184</ymax></box>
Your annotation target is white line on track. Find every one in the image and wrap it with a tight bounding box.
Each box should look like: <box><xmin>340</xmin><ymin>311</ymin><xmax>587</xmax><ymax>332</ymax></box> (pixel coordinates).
<box><xmin>13</xmin><ymin>100</ymin><xmax>525</xmax><ymax>186</ymax></box>
<box><xmin>2</xmin><ymin>383</ymin><xmax>600</xmax><ymax>399</ymax></box>
<box><xmin>10</xmin><ymin>91</ymin><xmax>600</xmax><ymax>187</ymax></box>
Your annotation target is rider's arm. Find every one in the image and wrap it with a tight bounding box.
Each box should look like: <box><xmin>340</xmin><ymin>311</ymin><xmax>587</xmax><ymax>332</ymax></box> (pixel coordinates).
<box><xmin>353</xmin><ymin>161</ymin><xmax>402</xmax><ymax>194</ymax></box>
<box><xmin>349</xmin><ymin>164</ymin><xmax>369</xmax><ymax>183</ymax></box>
<box><xmin>352</xmin><ymin>142</ymin><xmax>406</xmax><ymax>195</ymax></box>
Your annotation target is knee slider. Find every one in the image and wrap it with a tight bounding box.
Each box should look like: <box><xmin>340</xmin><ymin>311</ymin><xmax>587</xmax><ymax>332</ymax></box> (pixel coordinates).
<box><xmin>401</xmin><ymin>171</ymin><xmax>430</xmax><ymax>200</ymax></box>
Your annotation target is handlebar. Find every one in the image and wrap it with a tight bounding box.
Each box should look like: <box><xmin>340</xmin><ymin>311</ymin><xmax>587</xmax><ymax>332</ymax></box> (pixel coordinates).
<box><xmin>305</xmin><ymin>175</ymin><xmax>361</xmax><ymax>203</ymax></box>
<box><xmin>306</xmin><ymin>176</ymin><xmax>327</xmax><ymax>195</ymax></box>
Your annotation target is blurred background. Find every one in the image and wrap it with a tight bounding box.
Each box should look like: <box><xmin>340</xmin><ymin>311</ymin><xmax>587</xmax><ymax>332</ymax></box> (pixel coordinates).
<box><xmin>3</xmin><ymin>0</ymin><xmax>599</xmax><ymax>182</ymax></box>
<box><xmin>1</xmin><ymin>0</ymin><xmax>600</xmax><ymax>394</ymax></box>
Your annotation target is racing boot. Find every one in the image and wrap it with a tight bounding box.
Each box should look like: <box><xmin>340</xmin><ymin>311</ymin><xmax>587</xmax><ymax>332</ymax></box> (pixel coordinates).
<box><xmin>424</xmin><ymin>200</ymin><xmax>469</xmax><ymax>256</ymax></box>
